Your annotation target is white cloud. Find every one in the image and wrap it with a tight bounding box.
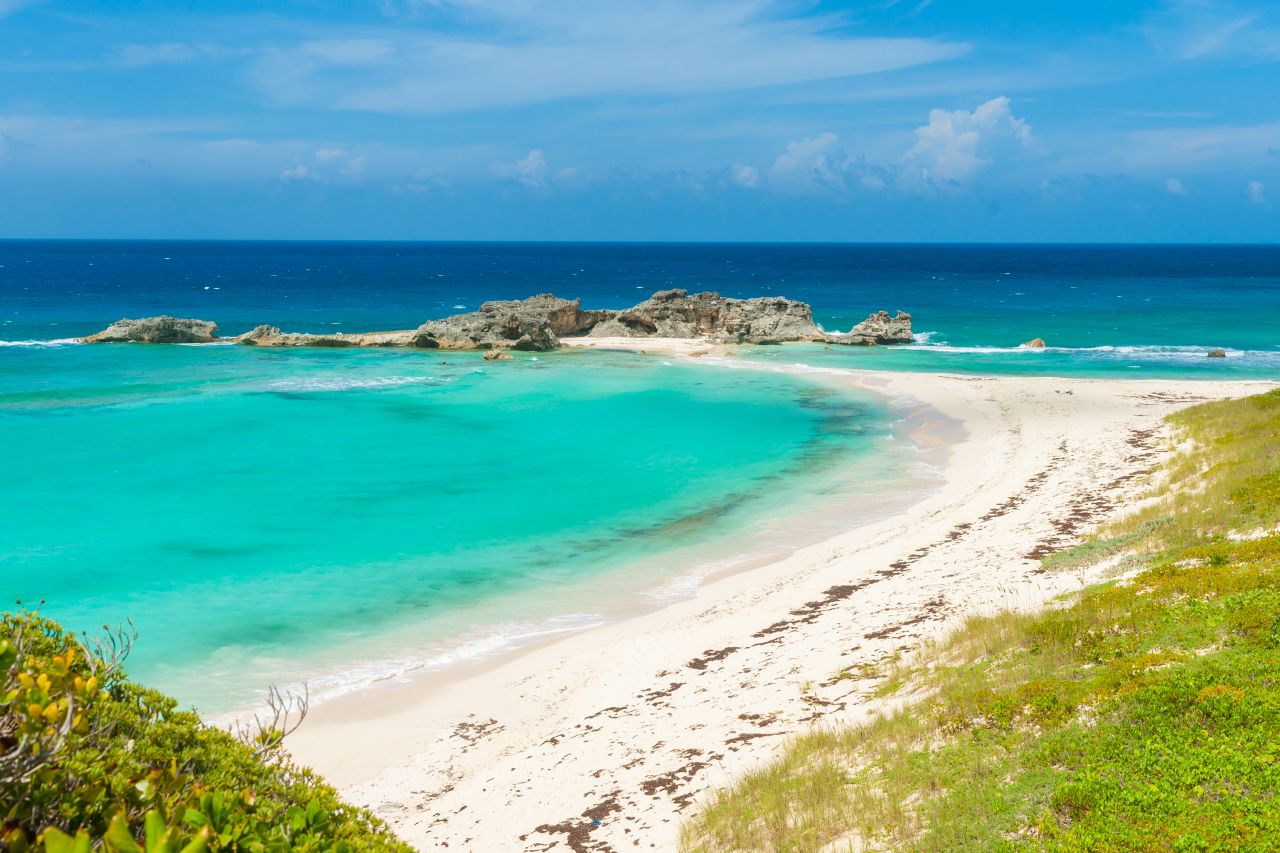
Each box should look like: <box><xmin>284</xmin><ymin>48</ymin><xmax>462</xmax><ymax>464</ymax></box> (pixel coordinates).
<box><xmin>728</xmin><ymin>163</ymin><xmax>760</xmax><ymax>189</ymax></box>
<box><xmin>252</xmin><ymin>1</ymin><xmax>970</xmax><ymax>114</ymax></box>
<box><xmin>1248</xmin><ymin>180</ymin><xmax>1266</xmax><ymax>204</ymax></box>
<box><xmin>901</xmin><ymin>96</ymin><xmax>1032</xmax><ymax>189</ymax></box>
<box><xmin>491</xmin><ymin>149</ymin><xmax>550</xmax><ymax>190</ymax></box>
<box><xmin>279</xmin><ymin>147</ymin><xmax>368</xmax><ymax>184</ymax></box>
<box><xmin>1165</xmin><ymin>177</ymin><xmax>1188</xmax><ymax>195</ymax></box>
<box><xmin>769</xmin><ymin>132</ymin><xmax>850</xmax><ymax>194</ymax></box>
<box><xmin>731</xmin><ymin>98</ymin><xmax>1031</xmax><ymax>198</ymax></box>
<box><xmin>113</xmin><ymin>42</ymin><xmax>217</xmax><ymax>68</ymax></box>
<box><xmin>299</xmin><ymin>39</ymin><xmax>396</xmax><ymax>65</ymax></box>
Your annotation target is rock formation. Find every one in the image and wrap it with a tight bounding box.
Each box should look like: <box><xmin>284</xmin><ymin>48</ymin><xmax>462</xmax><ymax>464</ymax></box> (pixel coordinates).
<box><xmin>80</xmin><ymin>316</ymin><xmax>219</xmax><ymax>344</ymax></box>
<box><xmin>1207</xmin><ymin>348</ymin><xmax>1227</xmax><ymax>358</ymax></box>
<box><xmin>828</xmin><ymin>310</ymin><xmax>915</xmax><ymax>346</ymax></box>
<box><xmin>587</xmin><ymin>290</ymin><xmax>825</xmax><ymax>345</ymax></box>
<box><xmin>1022</xmin><ymin>338</ymin><xmax>1047</xmax><ymax>349</ymax></box>
<box><xmin>80</xmin><ymin>292</ymin><xmax>913</xmax><ymax>352</ymax></box>
<box><xmin>409</xmin><ymin>294</ymin><xmax>607</xmax><ymax>352</ymax></box>
<box><xmin>237</xmin><ymin>326</ymin><xmax>415</xmax><ymax>348</ymax></box>
<box><xmin>483</xmin><ymin>350</ymin><xmax>514</xmax><ymax>361</ymax></box>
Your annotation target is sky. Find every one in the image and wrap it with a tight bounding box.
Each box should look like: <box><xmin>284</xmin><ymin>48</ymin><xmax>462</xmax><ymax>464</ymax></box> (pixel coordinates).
<box><xmin>0</xmin><ymin>0</ymin><xmax>1277</xmax><ymax>241</ymax></box>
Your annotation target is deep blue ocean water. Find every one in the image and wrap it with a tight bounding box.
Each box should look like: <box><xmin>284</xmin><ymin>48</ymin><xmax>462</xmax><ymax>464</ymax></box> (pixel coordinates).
<box><xmin>1</xmin><ymin>242</ymin><xmax>1276</xmax><ymax>711</ymax></box>
<box><xmin>2</xmin><ymin>241</ymin><xmax>1277</xmax><ymax>345</ymax></box>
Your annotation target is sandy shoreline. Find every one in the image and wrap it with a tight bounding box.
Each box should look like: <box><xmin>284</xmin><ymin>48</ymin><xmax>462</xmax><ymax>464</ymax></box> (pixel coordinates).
<box><xmin>287</xmin><ymin>340</ymin><xmax>1276</xmax><ymax>851</ymax></box>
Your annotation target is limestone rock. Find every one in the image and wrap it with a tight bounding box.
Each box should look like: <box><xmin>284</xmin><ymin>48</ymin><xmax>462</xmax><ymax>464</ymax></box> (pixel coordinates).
<box><xmin>82</xmin><ymin>292</ymin><xmax>916</xmax><ymax>353</ymax></box>
<box><xmin>826</xmin><ymin>311</ymin><xmax>914</xmax><ymax>346</ymax></box>
<box><xmin>408</xmin><ymin>294</ymin><xmax>598</xmax><ymax>351</ymax></box>
<box><xmin>81</xmin><ymin>316</ymin><xmax>219</xmax><ymax>344</ymax></box>
<box><xmin>588</xmin><ymin>289</ymin><xmax>825</xmax><ymax>344</ymax></box>
<box><xmin>1207</xmin><ymin>348</ymin><xmax>1227</xmax><ymax>358</ymax></box>
<box><xmin>236</xmin><ymin>326</ymin><xmax>415</xmax><ymax>348</ymax></box>
<box><xmin>1022</xmin><ymin>338</ymin><xmax>1047</xmax><ymax>349</ymax></box>
<box><xmin>483</xmin><ymin>350</ymin><xmax>513</xmax><ymax>361</ymax></box>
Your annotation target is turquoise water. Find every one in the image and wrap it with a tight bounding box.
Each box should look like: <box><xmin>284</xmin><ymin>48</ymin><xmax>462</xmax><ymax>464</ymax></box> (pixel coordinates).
<box><xmin>1</xmin><ymin>343</ymin><xmax>905</xmax><ymax>711</ymax></box>
<box><xmin>4</xmin><ymin>241</ymin><xmax>1276</xmax><ymax>712</ymax></box>
<box><xmin>740</xmin><ymin>341</ymin><xmax>1280</xmax><ymax>380</ymax></box>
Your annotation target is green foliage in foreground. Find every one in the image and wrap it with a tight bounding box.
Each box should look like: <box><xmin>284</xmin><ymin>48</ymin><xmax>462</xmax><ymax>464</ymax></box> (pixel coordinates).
<box><xmin>683</xmin><ymin>389</ymin><xmax>1280</xmax><ymax>852</ymax></box>
<box><xmin>0</xmin><ymin>614</ymin><xmax>410</xmax><ymax>852</ymax></box>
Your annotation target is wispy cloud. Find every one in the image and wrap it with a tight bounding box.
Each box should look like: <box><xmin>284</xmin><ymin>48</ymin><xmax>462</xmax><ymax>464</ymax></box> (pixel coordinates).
<box><xmin>1146</xmin><ymin>2</ymin><xmax>1280</xmax><ymax>62</ymax></box>
<box><xmin>1247</xmin><ymin>180</ymin><xmax>1266</xmax><ymax>204</ymax></box>
<box><xmin>0</xmin><ymin>0</ymin><xmax>39</xmax><ymax>19</ymax></box>
<box><xmin>250</xmin><ymin>1</ymin><xmax>969</xmax><ymax>114</ymax></box>
<box><xmin>1114</xmin><ymin>121</ymin><xmax>1280</xmax><ymax>170</ymax></box>
<box><xmin>1165</xmin><ymin>177</ymin><xmax>1188</xmax><ymax>195</ymax></box>
<box><xmin>112</xmin><ymin>42</ymin><xmax>225</xmax><ymax>68</ymax></box>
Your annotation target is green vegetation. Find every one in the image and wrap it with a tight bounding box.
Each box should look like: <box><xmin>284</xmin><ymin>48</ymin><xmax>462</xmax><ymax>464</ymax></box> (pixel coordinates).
<box><xmin>1</xmin><ymin>612</ymin><xmax>410</xmax><ymax>852</ymax></box>
<box><xmin>683</xmin><ymin>389</ymin><xmax>1280</xmax><ymax>852</ymax></box>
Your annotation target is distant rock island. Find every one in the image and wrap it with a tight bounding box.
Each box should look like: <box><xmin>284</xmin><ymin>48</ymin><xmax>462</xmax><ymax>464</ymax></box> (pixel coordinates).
<box><xmin>81</xmin><ymin>290</ymin><xmax>913</xmax><ymax>352</ymax></box>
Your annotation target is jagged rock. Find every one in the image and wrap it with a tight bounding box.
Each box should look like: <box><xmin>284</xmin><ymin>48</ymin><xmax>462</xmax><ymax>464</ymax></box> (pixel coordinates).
<box><xmin>1207</xmin><ymin>348</ymin><xmax>1227</xmax><ymax>358</ymax></box>
<box><xmin>1022</xmin><ymin>338</ymin><xmax>1047</xmax><ymax>349</ymax></box>
<box><xmin>482</xmin><ymin>350</ymin><xmax>513</xmax><ymax>361</ymax></box>
<box><xmin>826</xmin><ymin>311</ymin><xmax>914</xmax><ymax>346</ymax></box>
<box><xmin>236</xmin><ymin>326</ymin><xmax>414</xmax><ymax>348</ymax></box>
<box><xmin>408</xmin><ymin>294</ymin><xmax>598</xmax><ymax>351</ymax></box>
<box><xmin>82</xmin><ymin>292</ymin><xmax>915</xmax><ymax>353</ymax></box>
<box><xmin>81</xmin><ymin>316</ymin><xmax>219</xmax><ymax>344</ymax></box>
<box><xmin>588</xmin><ymin>289</ymin><xmax>825</xmax><ymax>344</ymax></box>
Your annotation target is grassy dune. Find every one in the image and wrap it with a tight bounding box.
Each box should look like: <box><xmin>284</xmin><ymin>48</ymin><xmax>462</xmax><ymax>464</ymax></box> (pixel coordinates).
<box><xmin>683</xmin><ymin>389</ymin><xmax>1280</xmax><ymax>852</ymax></box>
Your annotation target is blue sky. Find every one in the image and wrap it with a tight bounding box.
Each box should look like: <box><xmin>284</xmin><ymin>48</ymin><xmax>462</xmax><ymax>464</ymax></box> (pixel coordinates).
<box><xmin>0</xmin><ymin>0</ymin><xmax>1277</xmax><ymax>241</ymax></box>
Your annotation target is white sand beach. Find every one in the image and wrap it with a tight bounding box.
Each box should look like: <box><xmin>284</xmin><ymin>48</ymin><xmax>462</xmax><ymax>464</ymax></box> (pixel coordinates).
<box><xmin>288</xmin><ymin>342</ymin><xmax>1276</xmax><ymax>851</ymax></box>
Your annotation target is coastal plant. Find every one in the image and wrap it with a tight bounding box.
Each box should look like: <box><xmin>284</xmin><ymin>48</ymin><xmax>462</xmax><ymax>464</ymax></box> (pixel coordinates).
<box><xmin>0</xmin><ymin>610</ymin><xmax>410</xmax><ymax>852</ymax></box>
<box><xmin>682</xmin><ymin>389</ymin><xmax>1280</xmax><ymax>852</ymax></box>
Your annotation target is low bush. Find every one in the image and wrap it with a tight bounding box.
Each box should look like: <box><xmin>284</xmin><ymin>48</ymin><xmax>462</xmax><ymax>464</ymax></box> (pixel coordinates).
<box><xmin>0</xmin><ymin>612</ymin><xmax>410</xmax><ymax>852</ymax></box>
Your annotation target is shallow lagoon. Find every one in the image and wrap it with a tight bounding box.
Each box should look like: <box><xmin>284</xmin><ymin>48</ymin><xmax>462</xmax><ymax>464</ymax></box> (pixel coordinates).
<box><xmin>1</xmin><ymin>343</ymin><xmax>913</xmax><ymax>711</ymax></box>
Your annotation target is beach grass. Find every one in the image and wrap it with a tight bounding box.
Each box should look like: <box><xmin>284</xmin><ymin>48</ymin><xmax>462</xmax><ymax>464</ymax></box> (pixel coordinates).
<box><xmin>681</xmin><ymin>389</ymin><xmax>1280</xmax><ymax>852</ymax></box>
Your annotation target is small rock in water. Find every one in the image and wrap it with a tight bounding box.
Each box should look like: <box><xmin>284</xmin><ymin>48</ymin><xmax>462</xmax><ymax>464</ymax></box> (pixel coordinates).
<box><xmin>1021</xmin><ymin>337</ymin><xmax>1047</xmax><ymax>348</ymax></box>
<box><xmin>483</xmin><ymin>350</ymin><xmax>513</xmax><ymax>361</ymax></box>
<box><xmin>1207</xmin><ymin>348</ymin><xmax>1227</xmax><ymax>358</ymax></box>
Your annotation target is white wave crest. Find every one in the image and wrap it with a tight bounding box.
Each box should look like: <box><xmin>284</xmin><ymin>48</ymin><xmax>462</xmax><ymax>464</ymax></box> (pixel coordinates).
<box><xmin>214</xmin><ymin>612</ymin><xmax>609</xmax><ymax>718</ymax></box>
<box><xmin>0</xmin><ymin>338</ymin><xmax>81</xmax><ymax>347</ymax></box>
<box><xmin>900</xmin><ymin>343</ymin><xmax>1274</xmax><ymax>360</ymax></box>
<box><xmin>264</xmin><ymin>375</ymin><xmax>441</xmax><ymax>393</ymax></box>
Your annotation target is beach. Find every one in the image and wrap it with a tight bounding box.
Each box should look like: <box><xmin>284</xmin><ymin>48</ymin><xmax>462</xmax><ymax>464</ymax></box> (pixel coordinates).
<box><xmin>286</xmin><ymin>341</ymin><xmax>1276</xmax><ymax>851</ymax></box>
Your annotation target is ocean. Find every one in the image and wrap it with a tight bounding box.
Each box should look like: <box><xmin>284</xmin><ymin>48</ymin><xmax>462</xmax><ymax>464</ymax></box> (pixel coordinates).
<box><xmin>2</xmin><ymin>241</ymin><xmax>1277</xmax><ymax>711</ymax></box>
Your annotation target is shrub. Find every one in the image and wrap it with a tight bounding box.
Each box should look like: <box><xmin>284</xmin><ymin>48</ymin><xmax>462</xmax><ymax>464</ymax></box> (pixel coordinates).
<box><xmin>0</xmin><ymin>611</ymin><xmax>410</xmax><ymax>852</ymax></box>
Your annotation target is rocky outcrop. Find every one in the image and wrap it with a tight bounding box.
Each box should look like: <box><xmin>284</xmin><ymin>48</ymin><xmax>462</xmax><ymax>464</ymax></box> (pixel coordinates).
<box><xmin>1207</xmin><ymin>348</ymin><xmax>1227</xmax><ymax>358</ymax></box>
<box><xmin>409</xmin><ymin>294</ymin><xmax>606</xmax><ymax>352</ymax></box>
<box><xmin>1022</xmin><ymin>338</ymin><xmax>1047</xmax><ymax>349</ymax></box>
<box><xmin>80</xmin><ymin>293</ymin><xmax>913</xmax><ymax>352</ymax></box>
<box><xmin>483</xmin><ymin>350</ymin><xmax>514</xmax><ymax>361</ymax></box>
<box><xmin>587</xmin><ymin>290</ymin><xmax>825</xmax><ymax>345</ymax></box>
<box><xmin>81</xmin><ymin>316</ymin><xmax>219</xmax><ymax>344</ymax></box>
<box><xmin>236</xmin><ymin>326</ymin><xmax>415</xmax><ymax>348</ymax></box>
<box><xmin>827</xmin><ymin>311</ymin><xmax>915</xmax><ymax>346</ymax></box>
